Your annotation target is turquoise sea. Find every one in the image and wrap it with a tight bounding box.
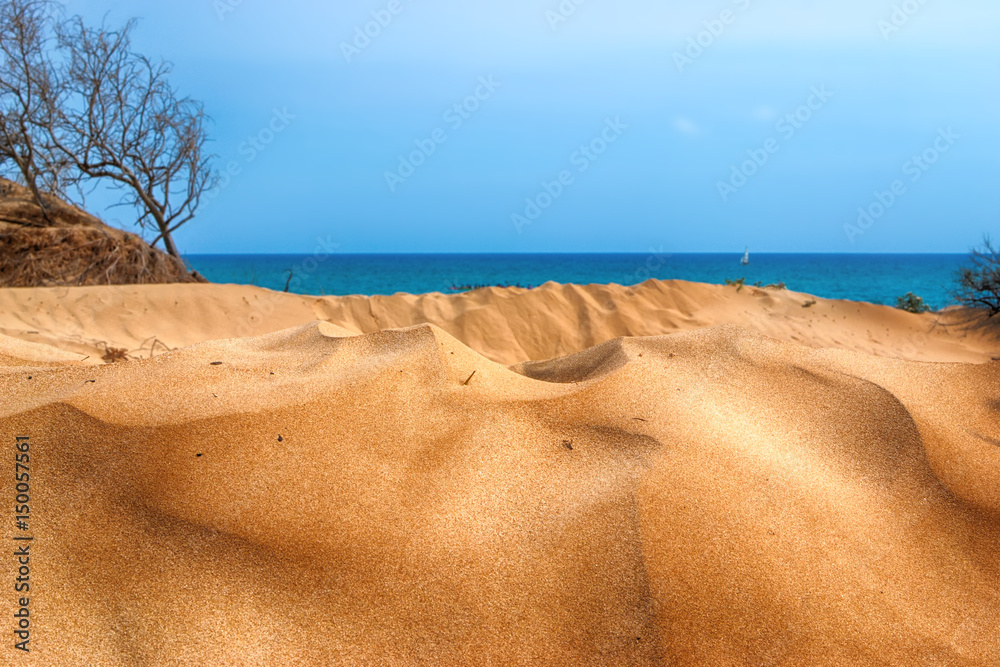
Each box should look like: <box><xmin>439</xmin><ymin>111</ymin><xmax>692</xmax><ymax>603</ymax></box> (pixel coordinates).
<box><xmin>185</xmin><ymin>254</ymin><xmax>969</xmax><ymax>311</ymax></box>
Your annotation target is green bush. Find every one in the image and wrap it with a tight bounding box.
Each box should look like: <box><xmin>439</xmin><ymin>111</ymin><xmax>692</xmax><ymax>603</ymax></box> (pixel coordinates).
<box><xmin>725</xmin><ymin>277</ymin><xmax>746</xmax><ymax>292</ymax></box>
<box><xmin>896</xmin><ymin>292</ymin><xmax>931</xmax><ymax>314</ymax></box>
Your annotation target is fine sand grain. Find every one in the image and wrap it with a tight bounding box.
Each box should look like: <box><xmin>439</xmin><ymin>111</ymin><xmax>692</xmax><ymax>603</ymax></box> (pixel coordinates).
<box><xmin>1</xmin><ymin>282</ymin><xmax>999</xmax><ymax>664</ymax></box>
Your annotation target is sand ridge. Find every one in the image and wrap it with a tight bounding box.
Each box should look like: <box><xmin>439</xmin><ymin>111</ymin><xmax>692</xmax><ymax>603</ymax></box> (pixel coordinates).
<box><xmin>1</xmin><ymin>312</ymin><xmax>999</xmax><ymax>664</ymax></box>
<box><xmin>0</xmin><ymin>280</ymin><xmax>996</xmax><ymax>366</ymax></box>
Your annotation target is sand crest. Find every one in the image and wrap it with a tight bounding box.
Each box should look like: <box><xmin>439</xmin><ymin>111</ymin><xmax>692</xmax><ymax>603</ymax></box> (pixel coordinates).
<box><xmin>1</xmin><ymin>284</ymin><xmax>999</xmax><ymax>664</ymax></box>
<box><xmin>0</xmin><ymin>280</ymin><xmax>995</xmax><ymax>365</ymax></box>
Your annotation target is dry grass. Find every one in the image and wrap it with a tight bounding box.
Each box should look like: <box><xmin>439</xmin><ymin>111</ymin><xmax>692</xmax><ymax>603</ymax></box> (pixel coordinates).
<box><xmin>0</xmin><ymin>177</ymin><xmax>204</xmax><ymax>287</ymax></box>
<box><xmin>0</xmin><ymin>226</ymin><xmax>200</xmax><ymax>287</ymax></box>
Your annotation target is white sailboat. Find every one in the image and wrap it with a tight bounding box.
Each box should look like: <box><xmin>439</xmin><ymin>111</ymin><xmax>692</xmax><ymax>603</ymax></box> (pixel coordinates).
<box><xmin>741</xmin><ymin>247</ymin><xmax>750</xmax><ymax>266</ymax></box>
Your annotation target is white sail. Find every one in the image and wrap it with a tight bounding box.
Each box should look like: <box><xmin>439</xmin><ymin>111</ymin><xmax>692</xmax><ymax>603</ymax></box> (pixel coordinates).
<box><xmin>741</xmin><ymin>247</ymin><xmax>750</xmax><ymax>265</ymax></box>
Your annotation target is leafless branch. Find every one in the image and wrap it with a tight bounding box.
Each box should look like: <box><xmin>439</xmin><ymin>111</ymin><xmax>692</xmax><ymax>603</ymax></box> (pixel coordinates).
<box><xmin>1</xmin><ymin>1</ymin><xmax>216</xmax><ymax>260</ymax></box>
<box><xmin>953</xmin><ymin>236</ymin><xmax>1000</xmax><ymax>319</ymax></box>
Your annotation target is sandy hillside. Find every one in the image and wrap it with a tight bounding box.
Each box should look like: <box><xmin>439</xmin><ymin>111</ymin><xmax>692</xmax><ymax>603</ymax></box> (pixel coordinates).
<box><xmin>0</xmin><ymin>280</ymin><xmax>997</xmax><ymax>365</ymax></box>
<box><xmin>1</xmin><ymin>316</ymin><xmax>999</xmax><ymax>664</ymax></box>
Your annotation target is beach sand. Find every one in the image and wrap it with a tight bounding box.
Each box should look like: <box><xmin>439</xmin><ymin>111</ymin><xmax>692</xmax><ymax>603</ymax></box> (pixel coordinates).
<box><xmin>2</xmin><ymin>280</ymin><xmax>999</xmax><ymax>664</ymax></box>
<box><xmin>0</xmin><ymin>279</ymin><xmax>995</xmax><ymax>365</ymax></box>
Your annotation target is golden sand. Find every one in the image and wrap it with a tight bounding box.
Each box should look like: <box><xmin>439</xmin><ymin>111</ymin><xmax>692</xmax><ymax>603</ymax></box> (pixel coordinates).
<box><xmin>0</xmin><ymin>280</ymin><xmax>995</xmax><ymax>365</ymax></box>
<box><xmin>1</xmin><ymin>281</ymin><xmax>998</xmax><ymax>664</ymax></box>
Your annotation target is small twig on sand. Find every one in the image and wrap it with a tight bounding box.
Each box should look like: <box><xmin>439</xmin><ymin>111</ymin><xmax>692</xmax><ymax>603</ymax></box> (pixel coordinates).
<box><xmin>463</xmin><ymin>370</ymin><xmax>477</xmax><ymax>386</ymax></box>
<box><xmin>134</xmin><ymin>336</ymin><xmax>174</xmax><ymax>359</ymax></box>
<box><xmin>99</xmin><ymin>342</ymin><xmax>130</xmax><ymax>363</ymax></box>
<box><xmin>135</xmin><ymin>336</ymin><xmax>173</xmax><ymax>359</ymax></box>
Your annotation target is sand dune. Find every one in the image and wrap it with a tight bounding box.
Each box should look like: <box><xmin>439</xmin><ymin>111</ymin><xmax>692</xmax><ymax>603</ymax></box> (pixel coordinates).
<box><xmin>0</xmin><ymin>280</ymin><xmax>996</xmax><ymax>365</ymax></box>
<box><xmin>2</xmin><ymin>282</ymin><xmax>999</xmax><ymax>664</ymax></box>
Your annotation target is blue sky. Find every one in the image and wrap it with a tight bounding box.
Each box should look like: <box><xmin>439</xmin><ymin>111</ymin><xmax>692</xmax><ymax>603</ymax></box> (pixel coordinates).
<box><xmin>66</xmin><ymin>0</ymin><xmax>999</xmax><ymax>254</ymax></box>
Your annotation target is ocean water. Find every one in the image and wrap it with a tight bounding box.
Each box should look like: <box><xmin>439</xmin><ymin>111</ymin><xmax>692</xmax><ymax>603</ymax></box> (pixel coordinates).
<box><xmin>185</xmin><ymin>253</ymin><xmax>969</xmax><ymax>311</ymax></box>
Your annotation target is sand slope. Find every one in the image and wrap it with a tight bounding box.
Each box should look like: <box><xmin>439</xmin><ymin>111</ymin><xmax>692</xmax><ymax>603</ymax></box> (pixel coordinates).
<box><xmin>2</xmin><ymin>315</ymin><xmax>999</xmax><ymax>664</ymax></box>
<box><xmin>0</xmin><ymin>280</ymin><xmax>996</xmax><ymax>365</ymax></box>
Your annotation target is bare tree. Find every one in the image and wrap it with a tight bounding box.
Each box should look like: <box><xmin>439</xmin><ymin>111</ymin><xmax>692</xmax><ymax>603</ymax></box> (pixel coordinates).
<box><xmin>954</xmin><ymin>236</ymin><xmax>1000</xmax><ymax>318</ymax></box>
<box><xmin>0</xmin><ymin>0</ymin><xmax>64</xmax><ymax>223</ymax></box>
<box><xmin>51</xmin><ymin>16</ymin><xmax>215</xmax><ymax>258</ymax></box>
<box><xmin>1</xmin><ymin>2</ymin><xmax>214</xmax><ymax>258</ymax></box>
